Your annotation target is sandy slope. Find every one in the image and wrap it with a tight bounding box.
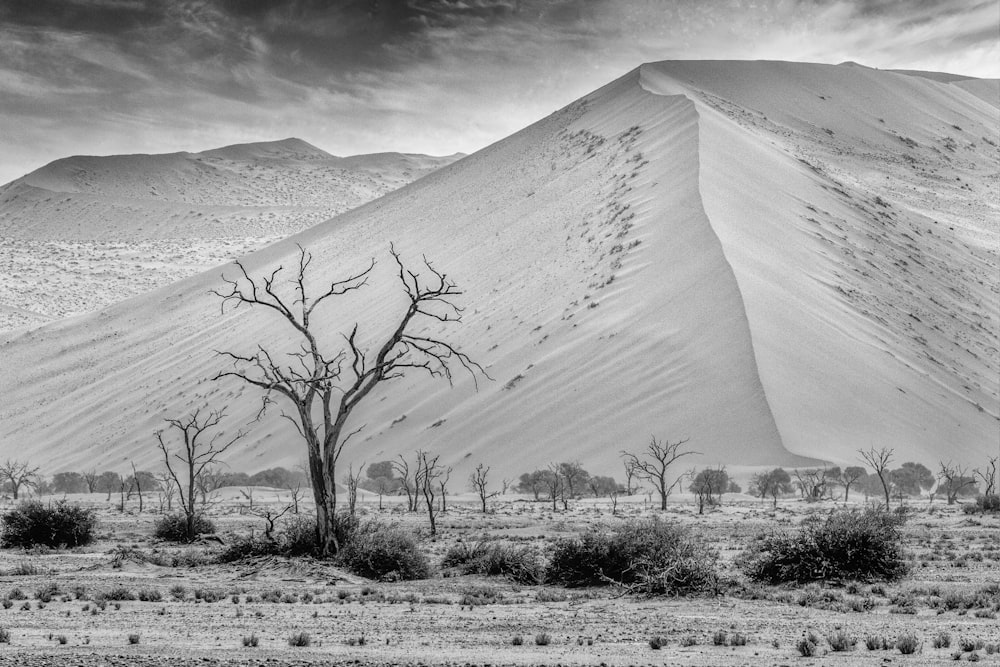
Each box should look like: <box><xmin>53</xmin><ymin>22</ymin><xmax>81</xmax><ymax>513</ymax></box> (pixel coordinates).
<box><xmin>1</xmin><ymin>61</ymin><xmax>996</xmax><ymax>480</ymax></box>
<box><xmin>0</xmin><ymin>139</ymin><xmax>460</xmax><ymax>331</ymax></box>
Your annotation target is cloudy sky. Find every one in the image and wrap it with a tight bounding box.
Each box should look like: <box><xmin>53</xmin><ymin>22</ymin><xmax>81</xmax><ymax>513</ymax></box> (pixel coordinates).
<box><xmin>1</xmin><ymin>0</ymin><xmax>996</xmax><ymax>183</ymax></box>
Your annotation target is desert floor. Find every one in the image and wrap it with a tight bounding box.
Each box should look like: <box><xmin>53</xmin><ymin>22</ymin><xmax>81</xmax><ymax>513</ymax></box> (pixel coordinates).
<box><xmin>0</xmin><ymin>492</ymin><xmax>997</xmax><ymax>666</ymax></box>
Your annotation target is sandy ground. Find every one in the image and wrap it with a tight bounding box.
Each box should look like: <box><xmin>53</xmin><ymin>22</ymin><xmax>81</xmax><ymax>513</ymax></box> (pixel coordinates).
<box><xmin>0</xmin><ymin>493</ymin><xmax>996</xmax><ymax>666</ymax></box>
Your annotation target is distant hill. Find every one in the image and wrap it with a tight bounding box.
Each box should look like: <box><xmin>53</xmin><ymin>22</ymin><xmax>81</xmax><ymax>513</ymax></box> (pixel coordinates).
<box><xmin>0</xmin><ymin>61</ymin><xmax>996</xmax><ymax>480</ymax></box>
<box><xmin>0</xmin><ymin>140</ymin><xmax>462</xmax><ymax>330</ymax></box>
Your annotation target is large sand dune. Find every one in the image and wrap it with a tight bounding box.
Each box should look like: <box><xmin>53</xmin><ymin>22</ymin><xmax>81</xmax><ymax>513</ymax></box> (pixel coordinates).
<box><xmin>0</xmin><ymin>139</ymin><xmax>460</xmax><ymax>331</ymax></box>
<box><xmin>1</xmin><ymin>61</ymin><xmax>996</xmax><ymax>479</ymax></box>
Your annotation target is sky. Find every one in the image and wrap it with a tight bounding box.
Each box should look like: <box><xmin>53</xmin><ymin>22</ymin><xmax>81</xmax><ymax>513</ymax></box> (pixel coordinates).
<box><xmin>0</xmin><ymin>0</ymin><xmax>997</xmax><ymax>184</ymax></box>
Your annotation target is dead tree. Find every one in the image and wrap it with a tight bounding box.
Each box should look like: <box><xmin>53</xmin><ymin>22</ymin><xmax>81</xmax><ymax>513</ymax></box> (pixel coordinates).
<box><xmin>392</xmin><ymin>454</ymin><xmax>418</xmax><ymax>512</ymax></box>
<box><xmin>82</xmin><ymin>469</ymin><xmax>99</xmax><ymax>494</ymax></box>
<box><xmin>0</xmin><ymin>460</ymin><xmax>40</xmax><ymax>501</ymax></box>
<box><xmin>156</xmin><ymin>471</ymin><xmax>176</xmax><ymax>512</ymax></box>
<box><xmin>438</xmin><ymin>465</ymin><xmax>452</xmax><ymax>512</ymax></box>
<box><xmin>545</xmin><ymin>464</ymin><xmax>566</xmax><ymax>511</ymax></box>
<box><xmin>251</xmin><ymin>502</ymin><xmax>292</xmax><ymax>542</ymax></box>
<box><xmin>213</xmin><ymin>245</ymin><xmax>485</xmax><ymax>556</ymax></box>
<box><xmin>156</xmin><ymin>408</ymin><xmax>244</xmax><ymax>542</ymax></box>
<box><xmin>623</xmin><ymin>459</ymin><xmax>638</xmax><ymax>496</ymax></box>
<box><xmin>620</xmin><ymin>436</ymin><xmax>696</xmax><ymax>510</ymax></box>
<box><xmin>839</xmin><ymin>466</ymin><xmax>867</xmax><ymax>504</ymax></box>
<box><xmin>975</xmin><ymin>457</ymin><xmax>997</xmax><ymax>497</ymax></box>
<box><xmin>859</xmin><ymin>447</ymin><xmax>894</xmax><ymax>509</ymax></box>
<box><xmin>793</xmin><ymin>468</ymin><xmax>830</xmax><ymax>501</ymax></box>
<box><xmin>415</xmin><ymin>451</ymin><xmax>446</xmax><ymax>534</ymax></box>
<box><xmin>345</xmin><ymin>462</ymin><xmax>364</xmax><ymax>517</ymax></box>
<box><xmin>470</xmin><ymin>463</ymin><xmax>497</xmax><ymax>513</ymax></box>
<box><xmin>938</xmin><ymin>461</ymin><xmax>978</xmax><ymax>505</ymax></box>
<box><xmin>196</xmin><ymin>466</ymin><xmax>228</xmax><ymax>507</ymax></box>
<box><xmin>130</xmin><ymin>461</ymin><xmax>144</xmax><ymax>513</ymax></box>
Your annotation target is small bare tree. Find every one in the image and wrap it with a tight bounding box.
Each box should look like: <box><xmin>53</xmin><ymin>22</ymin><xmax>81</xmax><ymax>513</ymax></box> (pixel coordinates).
<box><xmin>156</xmin><ymin>408</ymin><xmax>245</xmax><ymax>542</ymax></box>
<box><xmin>0</xmin><ymin>460</ymin><xmax>40</xmax><ymax>500</ymax></box>
<box><xmin>251</xmin><ymin>502</ymin><xmax>293</xmax><ymax>542</ymax></box>
<box><xmin>392</xmin><ymin>454</ymin><xmax>419</xmax><ymax>512</ymax></box>
<box><xmin>622</xmin><ymin>459</ymin><xmax>637</xmax><ymax>495</ymax></box>
<box><xmin>345</xmin><ymin>462</ymin><xmax>364</xmax><ymax>517</ymax></box>
<box><xmin>213</xmin><ymin>245</ymin><xmax>485</xmax><ymax>556</ymax></box>
<box><xmin>415</xmin><ymin>451</ymin><xmax>447</xmax><ymax>534</ymax></box>
<box><xmin>156</xmin><ymin>471</ymin><xmax>176</xmax><ymax>512</ymax></box>
<box><xmin>975</xmin><ymin>457</ymin><xmax>997</xmax><ymax>497</ymax></box>
<box><xmin>938</xmin><ymin>460</ymin><xmax>978</xmax><ymax>505</ymax></box>
<box><xmin>470</xmin><ymin>463</ymin><xmax>497</xmax><ymax>513</ymax></box>
<box><xmin>793</xmin><ymin>468</ymin><xmax>831</xmax><ymax>501</ymax></box>
<box><xmin>620</xmin><ymin>436</ymin><xmax>696</xmax><ymax>510</ymax></box>
<box><xmin>838</xmin><ymin>466</ymin><xmax>867</xmax><ymax>504</ymax></box>
<box><xmin>859</xmin><ymin>447</ymin><xmax>893</xmax><ymax>509</ymax></box>
<box><xmin>437</xmin><ymin>465</ymin><xmax>452</xmax><ymax>512</ymax></box>
<box><xmin>130</xmin><ymin>461</ymin><xmax>144</xmax><ymax>513</ymax></box>
<box><xmin>82</xmin><ymin>469</ymin><xmax>100</xmax><ymax>494</ymax></box>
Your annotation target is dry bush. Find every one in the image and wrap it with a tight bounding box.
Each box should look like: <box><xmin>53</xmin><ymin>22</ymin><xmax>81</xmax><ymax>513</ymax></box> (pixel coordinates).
<box><xmin>1</xmin><ymin>501</ymin><xmax>96</xmax><ymax>548</ymax></box>
<box><xmin>546</xmin><ymin>518</ymin><xmax>718</xmax><ymax>595</ymax></box>
<box><xmin>740</xmin><ymin>508</ymin><xmax>908</xmax><ymax>584</ymax></box>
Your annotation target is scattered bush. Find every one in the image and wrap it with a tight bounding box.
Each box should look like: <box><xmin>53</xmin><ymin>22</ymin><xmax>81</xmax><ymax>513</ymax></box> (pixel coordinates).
<box><xmin>0</xmin><ymin>627</ymin><xmax>9</xmax><ymax>643</ymax></box>
<box><xmin>896</xmin><ymin>633</ymin><xmax>920</xmax><ymax>654</ymax></box>
<box><xmin>442</xmin><ymin>541</ymin><xmax>544</xmax><ymax>584</ymax></box>
<box><xmin>1</xmin><ymin>501</ymin><xmax>96</xmax><ymax>548</ymax></box>
<box><xmin>827</xmin><ymin>630</ymin><xmax>857</xmax><ymax>651</ymax></box>
<box><xmin>127</xmin><ymin>633</ymin><xmax>140</xmax><ymax>645</ymax></box>
<box><xmin>288</xmin><ymin>632</ymin><xmax>311</xmax><ymax>647</ymax></box>
<box><xmin>741</xmin><ymin>508</ymin><xmax>908</xmax><ymax>584</ymax></box>
<box><xmin>153</xmin><ymin>513</ymin><xmax>215</xmax><ymax>542</ymax></box>
<box><xmin>512</xmin><ymin>635</ymin><xmax>524</xmax><ymax>646</ymax></box>
<box><xmin>535</xmin><ymin>632</ymin><xmax>551</xmax><ymax>646</ymax></box>
<box><xmin>797</xmin><ymin>637</ymin><xmax>817</xmax><ymax>656</ymax></box>
<box><xmin>649</xmin><ymin>635</ymin><xmax>667</xmax><ymax>649</ymax></box>
<box><xmin>546</xmin><ymin>518</ymin><xmax>718</xmax><ymax>595</ymax></box>
<box><xmin>242</xmin><ymin>634</ymin><xmax>259</xmax><ymax>647</ymax></box>
<box><xmin>934</xmin><ymin>632</ymin><xmax>952</xmax><ymax>649</ymax></box>
<box><xmin>337</xmin><ymin>520</ymin><xmax>430</xmax><ymax>581</ymax></box>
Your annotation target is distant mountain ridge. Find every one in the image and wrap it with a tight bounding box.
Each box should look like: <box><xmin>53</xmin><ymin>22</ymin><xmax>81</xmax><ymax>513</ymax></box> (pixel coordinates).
<box><xmin>0</xmin><ymin>139</ymin><xmax>462</xmax><ymax>330</ymax></box>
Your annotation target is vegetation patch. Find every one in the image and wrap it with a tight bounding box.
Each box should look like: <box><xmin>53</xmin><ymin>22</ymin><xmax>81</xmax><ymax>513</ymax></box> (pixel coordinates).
<box><xmin>740</xmin><ymin>508</ymin><xmax>908</xmax><ymax>584</ymax></box>
<box><xmin>1</xmin><ymin>501</ymin><xmax>96</xmax><ymax>548</ymax></box>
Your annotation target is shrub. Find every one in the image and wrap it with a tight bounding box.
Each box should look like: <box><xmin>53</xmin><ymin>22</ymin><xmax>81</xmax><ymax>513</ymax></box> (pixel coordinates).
<box><xmin>1</xmin><ymin>501</ymin><xmax>96</xmax><ymax>548</ymax></box>
<box><xmin>649</xmin><ymin>635</ymin><xmax>667</xmax><ymax>649</ymax></box>
<box><xmin>896</xmin><ymin>633</ymin><xmax>920</xmax><ymax>654</ymax></box>
<box><xmin>337</xmin><ymin>520</ymin><xmax>430</xmax><ymax>581</ymax></box>
<box><xmin>828</xmin><ymin>630</ymin><xmax>857</xmax><ymax>651</ymax></box>
<box><xmin>546</xmin><ymin>518</ymin><xmax>717</xmax><ymax>595</ymax></box>
<box><xmin>0</xmin><ymin>627</ymin><xmax>9</xmax><ymax>643</ymax></box>
<box><xmin>512</xmin><ymin>635</ymin><xmax>524</xmax><ymax>646</ymax></box>
<box><xmin>127</xmin><ymin>633</ymin><xmax>140</xmax><ymax>645</ymax></box>
<box><xmin>740</xmin><ymin>508</ymin><xmax>908</xmax><ymax>584</ymax></box>
<box><xmin>242</xmin><ymin>634</ymin><xmax>259</xmax><ymax>647</ymax></box>
<box><xmin>153</xmin><ymin>513</ymin><xmax>215</xmax><ymax>542</ymax></box>
<box><xmin>934</xmin><ymin>632</ymin><xmax>952</xmax><ymax>649</ymax></box>
<box><xmin>535</xmin><ymin>632</ymin><xmax>551</xmax><ymax>646</ymax></box>
<box><xmin>288</xmin><ymin>632</ymin><xmax>311</xmax><ymax>647</ymax></box>
<box><xmin>797</xmin><ymin>637</ymin><xmax>817</xmax><ymax>657</ymax></box>
<box><xmin>442</xmin><ymin>541</ymin><xmax>544</xmax><ymax>584</ymax></box>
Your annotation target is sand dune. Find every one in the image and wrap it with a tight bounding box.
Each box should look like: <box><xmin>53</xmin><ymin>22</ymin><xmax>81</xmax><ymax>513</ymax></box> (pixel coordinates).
<box><xmin>0</xmin><ymin>139</ymin><xmax>460</xmax><ymax>331</ymax></box>
<box><xmin>0</xmin><ymin>61</ymin><xmax>995</xmax><ymax>479</ymax></box>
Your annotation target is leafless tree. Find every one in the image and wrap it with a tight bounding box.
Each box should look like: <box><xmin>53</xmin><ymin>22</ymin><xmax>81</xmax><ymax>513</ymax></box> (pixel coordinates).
<box><xmin>437</xmin><ymin>465</ymin><xmax>452</xmax><ymax>512</ymax></box>
<box><xmin>82</xmin><ymin>469</ymin><xmax>100</xmax><ymax>494</ymax></box>
<box><xmin>793</xmin><ymin>468</ymin><xmax>831</xmax><ymax>501</ymax></box>
<box><xmin>541</xmin><ymin>467</ymin><xmax>563</xmax><ymax>511</ymax></box>
<box><xmin>213</xmin><ymin>245</ymin><xmax>485</xmax><ymax>556</ymax></box>
<box><xmin>470</xmin><ymin>463</ymin><xmax>497</xmax><ymax>513</ymax></box>
<box><xmin>345</xmin><ymin>462</ymin><xmax>364</xmax><ymax>516</ymax></box>
<box><xmin>974</xmin><ymin>457</ymin><xmax>997</xmax><ymax>497</ymax></box>
<box><xmin>622</xmin><ymin>459</ymin><xmax>638</xmax><ymax>495</ymax></box>
<box><xmin>838</xmin><ymin>466</ymin><xmax>867</xmax><ymax>504</ymax></box>
<box><xmin>130</xmin><ymin>461</ymin><xmax>144</xmax><ymax>513</ymax></box>
<box><xmin>938</xmin><ymin>460</ymin><xmax>978</xmax><ymax>505</ymax></box>
<box><xmin>156</xmin><ymin>471</ymin><xmax>176</xmax><ymax>512</ymax></box>
<box><xmin>156</xmin><ymin>408</ymin><xmax>245</xmax><ymax>542</ymax></box>
<box><xmin>239</xmin><ymin>486</ymin><xmax>255</xmax><ymax>512</ymax></box>
<box><xmin>500</xmin><ymin>477</ymin><xmax>513</xmax><ymax>495</ymax></box>
<box><xmin>196</xmin><ymin>466</ymin><xmax>228</xmax><ymax>507</ymax></box>
<box><xmin>392</xmin><ymin>454</ymin><xmax>418</xmax><ymax>512</ymax></box>
<box><xmin>620</xmin><ymin>436</ymin><xmax>696</xmax><ymax>510</ymax></box>
<box><xmin>251</xmin><ymin>502</ymin><xmax>293</xmax><ymax>542</ymax></box>
<box><xmin>859</xmin><ymin>447</ymin><xmax>893</xmax><ymax>509</ymax></box>
<box><xmin>415</xmin><ymin>451</ymin><xmax>447</xmax><ymax>534</ymax></box>
<box><xmin>0</xmin><ymin>460</ymin><xmax>40</xmax><ymax>500</ymax></box>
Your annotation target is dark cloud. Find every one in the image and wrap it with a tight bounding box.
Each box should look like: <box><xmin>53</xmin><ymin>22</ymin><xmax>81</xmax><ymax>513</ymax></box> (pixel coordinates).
<box><xmin>0</xmin><ymin>0</ymin><xmax>995</xmax><ymax>183</ymax></box>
